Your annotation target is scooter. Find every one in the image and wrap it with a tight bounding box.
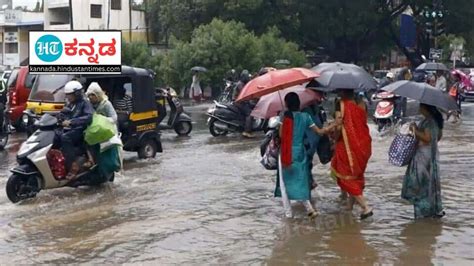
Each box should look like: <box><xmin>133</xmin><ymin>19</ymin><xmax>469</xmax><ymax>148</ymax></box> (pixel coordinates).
<box><xmin>156</xmin><ymin>88</ymin><xmax>193</xmax><ymax>136</ymax></box>
<box><xmin>207</xmin><ymin>100</ymin><xmax>267</xmax><ymax>137</ymax></box>
<box><xmin>6</xmin><ymin>113</ymin><xmax>116</xmax><ymax>203</ymax></box>
<box><xmin>0</xmin><ymin>106</ymin><xmax>11</xmax><ymax>150</ymax></box>
<box><xmin>373</xmin><ymin>91</ymin><xmax>403</xmax><ymax>132</ymax></box>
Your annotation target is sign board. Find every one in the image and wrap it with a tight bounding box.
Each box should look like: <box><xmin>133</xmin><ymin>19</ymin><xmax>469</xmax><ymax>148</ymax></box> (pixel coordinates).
<box><xmin>29</xmin><ymin>31</ymin><xmax>122</xmax><ymax>74</ymax></box>
<box><xmin>5</xmin><ymin>9</ymin><xmax>21</xmax><ymax>23</ymax></box>
<box><xmin>4</xmin><ymin>32</ymin><xmax>17</xmax><ymax>43</ymax></box>
<box><xmin>429</xmin><ymin>48</ymin><xmax>443</xmax><ymax>60</ymax></box>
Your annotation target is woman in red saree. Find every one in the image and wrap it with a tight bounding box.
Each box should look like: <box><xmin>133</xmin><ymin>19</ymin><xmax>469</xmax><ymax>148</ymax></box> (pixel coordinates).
<box><xmin>331</xmin><ymin>89</ymin><xmax>373</xmax><ymax>219</ymax></box>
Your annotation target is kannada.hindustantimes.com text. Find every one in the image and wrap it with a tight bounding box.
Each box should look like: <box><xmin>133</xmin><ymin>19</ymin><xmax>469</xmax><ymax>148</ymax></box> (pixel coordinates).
<box><xmin>29</xmin><ymin>65</ymin><xmax>122</xmax><ymax>74</ymax></box>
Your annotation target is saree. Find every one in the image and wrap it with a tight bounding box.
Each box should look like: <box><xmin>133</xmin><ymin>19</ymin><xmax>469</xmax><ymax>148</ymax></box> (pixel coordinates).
<box><xmin>331</xmin><ymin>100</ymin><xmax>372</xmax><ymax>196</ymax></box>
<box><xmin>401</xmin><ymin>118</ymin><xmax>443</xmax><ymax>218</ymax></box>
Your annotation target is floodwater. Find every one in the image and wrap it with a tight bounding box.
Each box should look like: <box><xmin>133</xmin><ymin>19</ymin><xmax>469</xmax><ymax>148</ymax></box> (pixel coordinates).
<box><xmin>0</xmin><ymin>102</ymin><xmax>473</xmax><ymax>265</ymax></box>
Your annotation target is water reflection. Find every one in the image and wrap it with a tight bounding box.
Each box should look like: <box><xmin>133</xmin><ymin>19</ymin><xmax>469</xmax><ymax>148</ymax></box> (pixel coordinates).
<box><xmin>397</xmin><ymin>220</ymin><xmax>443</xmax><ymax>265</ymax></box>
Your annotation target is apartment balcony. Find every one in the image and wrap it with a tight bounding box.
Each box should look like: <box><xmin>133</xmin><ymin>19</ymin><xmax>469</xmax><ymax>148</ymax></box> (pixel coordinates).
<box><xmin>48</xmin><ymin>0</ymin><xmax>69</xmax><ymax>9</ymax></box>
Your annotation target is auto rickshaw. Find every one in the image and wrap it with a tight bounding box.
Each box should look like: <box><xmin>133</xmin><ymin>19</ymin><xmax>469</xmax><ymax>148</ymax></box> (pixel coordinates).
<box><xmin>23</xmin><ymin>66</ymin><xmax>163</xmax><ymax>159</ymax></box>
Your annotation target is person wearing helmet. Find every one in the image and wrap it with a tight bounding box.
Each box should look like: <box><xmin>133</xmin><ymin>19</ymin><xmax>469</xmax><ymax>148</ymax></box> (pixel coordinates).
<box><xmin>58</xmin><ymin>80</ymin><xmax>94</xmax><ymax>179</ymax></box>
<box><xmin>378</xmin><ymin>72</ymin><xmax>395</xmax><ymax>89</ymax></box>
<box><xmin>233</xmin><ymin>70</ymin><xmax>254</xmax><ymax>138</ymax></box>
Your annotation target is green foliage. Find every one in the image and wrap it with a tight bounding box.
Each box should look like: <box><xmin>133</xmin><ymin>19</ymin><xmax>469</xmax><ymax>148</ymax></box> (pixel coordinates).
<box><xmin>124</xmin><ymin>19</ymin><xmax>305</xmax><ymax>91</ymax></box>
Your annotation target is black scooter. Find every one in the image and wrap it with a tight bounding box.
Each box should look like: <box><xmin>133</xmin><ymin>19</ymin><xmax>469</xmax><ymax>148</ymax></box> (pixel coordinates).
<box><xmin>156</xmin><ymin>88</ymin><xmax>192</xmax><ymax>136</ymax></box>
<box><xmin>207</xmin><ymin>100</ymin><xmax>267</xmax><ymax>137</ymax></box>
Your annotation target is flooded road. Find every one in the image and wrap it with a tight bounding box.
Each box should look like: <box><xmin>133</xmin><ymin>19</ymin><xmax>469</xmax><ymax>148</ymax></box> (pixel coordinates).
<box><xmin>0</xmin><ymin>102</ymin><xmax>473</xmax><ymax>264</ymax></box>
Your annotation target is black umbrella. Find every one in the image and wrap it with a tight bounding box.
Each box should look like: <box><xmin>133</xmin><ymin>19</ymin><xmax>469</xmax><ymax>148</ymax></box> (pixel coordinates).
<box><xmin>311</xmin><ymin>62</ymin><xmax>377</xmax><ymax>91</ymax></box>
<box><xmin>191</xmin><ymin>66</ymin><xmax>208</xmax><ymax>72</ymax></box>
<box><xmin>381</xmin><ymin>80</ymin><xmax>458</xmax><ymax>110</ymax></box>
<box><xmin>416</xmin><ymin>62</ymin><xmax>448</xmax><ymax>72</ymax></box>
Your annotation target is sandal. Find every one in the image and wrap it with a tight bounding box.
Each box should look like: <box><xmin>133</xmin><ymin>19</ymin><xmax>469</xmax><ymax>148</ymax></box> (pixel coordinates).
<box><xmin>360</xmin><ymin>209</ymin><xmax>374</xmax><ymax>220</ymax></box>
<box><xmin>308</xmin><ymin>211</ymin><xmax>319</xmax><ymax>220</ymax></box>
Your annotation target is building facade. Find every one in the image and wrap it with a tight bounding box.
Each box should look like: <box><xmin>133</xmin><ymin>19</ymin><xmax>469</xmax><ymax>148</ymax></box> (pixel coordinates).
<box><xmin>0</xmin><ymin>9</ymin><xmax>43</xmax><ymax>69</ymax></box>
<box><xmin>44</xmin><ymin>0</ymin><xmax>148</xmax><ymax>42</ymax></box>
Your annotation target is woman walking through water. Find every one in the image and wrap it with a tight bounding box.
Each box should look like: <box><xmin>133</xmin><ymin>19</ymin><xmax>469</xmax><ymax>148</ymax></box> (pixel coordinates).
<box><xmin>402</xmin><ymin>103</ymin><xmax>445</xmax><ymax>219</ymax></box>
<box><xmin>275</xmin><ymin>93</ymin><xmax>340</xmax><ymax>219</ymax></box>
<box><xmin>331</xmin><ymin>89</ymin><xmax>373</xmax><ymax>220</ymax></box>
<box><xmin>189</xmin><ymin>71</ymin><xmax>202</xmax><ymax>102</ymax></box>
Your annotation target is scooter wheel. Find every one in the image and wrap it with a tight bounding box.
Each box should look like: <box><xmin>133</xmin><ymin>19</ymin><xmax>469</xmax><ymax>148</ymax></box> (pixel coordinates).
<box><xmin>174</xmin><ymin>121</ymin><xmax>192</xmax><ymax>136</ymax></box>
<box><xmin>6</xmin><ymin>174</ymin><xmax>38</xmax><ymax>203</ymax></box>
<box><xmin>209</xmin><ymin>118</ymin><xmax>228</xmax><ymax>137</ymax></box>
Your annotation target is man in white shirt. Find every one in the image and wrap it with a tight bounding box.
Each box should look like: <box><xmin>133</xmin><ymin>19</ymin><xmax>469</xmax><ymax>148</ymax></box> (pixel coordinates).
<box><xmin>435</xmin><ymin>71</ymin><xmax>447</xmax><ymax>92</ymax></box>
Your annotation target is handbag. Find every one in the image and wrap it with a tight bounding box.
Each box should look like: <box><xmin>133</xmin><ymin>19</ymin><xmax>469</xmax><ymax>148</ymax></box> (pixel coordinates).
<box><xmin>388</xmin><ymin>124</ymin><xmax>417</xmax><ymax>167</ymax></box>
<box><xmin>317</xmin><ymin>135</ymin><xmax>333</xmax><ymax>164</ymax></box>
<box><xmin>84</xmin><ymin>114</ymin><xmax>116</xmax><ymax>145</ymax></box>
<box><xmin>260</xmin><ymin>136</ymin><xmax>279</xmax><ymax>170</ymax></box>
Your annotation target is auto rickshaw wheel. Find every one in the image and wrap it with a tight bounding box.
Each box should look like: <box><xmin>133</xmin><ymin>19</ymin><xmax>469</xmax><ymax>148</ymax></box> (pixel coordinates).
<box><xmin>174</xmin><ymin>121</ymin><xmax>192</xmax><ymax>136</ymax></box>
<box><xmin>138</xmin><ymin>139</ymin><xmax>157</xmax><ymax>159</ymax></box>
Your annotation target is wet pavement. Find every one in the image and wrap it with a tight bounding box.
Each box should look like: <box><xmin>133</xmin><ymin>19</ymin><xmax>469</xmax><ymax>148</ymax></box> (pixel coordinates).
<box><xmin>0</xmin><ymin>101</ymin><xmax>473</xmax><ymax>264</ymax></box>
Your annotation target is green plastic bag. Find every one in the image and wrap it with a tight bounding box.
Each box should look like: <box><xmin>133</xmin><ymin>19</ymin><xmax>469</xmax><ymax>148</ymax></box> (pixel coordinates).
<box><xmin>84</xmin><ymin>114</ymin><xmax>115</xmax><ymax>145</ymax></box>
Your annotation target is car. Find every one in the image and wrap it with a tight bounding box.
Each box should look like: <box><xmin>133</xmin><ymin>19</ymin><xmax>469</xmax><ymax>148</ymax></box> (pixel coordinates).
<box><xmin>6</xmin><ymin>67</ymin><xmax>37</xmax><ymax>130</ymax></box>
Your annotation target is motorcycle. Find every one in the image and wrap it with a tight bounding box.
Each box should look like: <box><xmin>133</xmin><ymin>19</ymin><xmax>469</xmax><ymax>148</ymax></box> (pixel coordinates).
<box><xmin>0</xmin><ymin>105</ymin><xmax>11</xmax><ymax>150</ymax></box>
<box><xmin>6</xmin><ymin>113</ymin><xmax>116</xmax><ymax>203</ymax></box>
<box><xmin>217</xmin><ymin>79</ymin><xmax>236</xmax><ymax>103</ymax></box>
<box><xmin>156</xmin><ymin>88</ymin><xmax>192</xmax><ymax>136</ymax></box>
<box><xmin>373</xmin><ymin>91</ymin><xmax>404</xmax><ymax>132</ymax></box>
<box><xmin>207</xmin><ymin>100</ymin><xmax>267</xmax><ymax>137</ymax></box>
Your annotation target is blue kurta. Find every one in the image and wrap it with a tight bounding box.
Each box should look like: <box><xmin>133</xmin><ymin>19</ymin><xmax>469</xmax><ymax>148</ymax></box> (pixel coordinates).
<box><xmin>275</xmin><ymin>112</ymin><xmax>315</xmax><ymax>200</ymax></box>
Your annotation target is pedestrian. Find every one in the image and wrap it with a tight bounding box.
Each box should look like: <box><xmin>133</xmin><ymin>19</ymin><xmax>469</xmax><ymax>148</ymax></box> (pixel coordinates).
<box><xmin>402</xmin><ymin>103</ymin><xmax>445</xmax><ymax>219</ymax></box>
<box><xmin>447</xmin><ymin>71</ymin><xmax>463</xmax><ymax>121</ymax></box>
<box><xmin>189</xmin><ymin>70</ymin><xmax>202</xmax><ymax>102</ymax></box>
<box><xmin>435</xmin><ymin>71</ymin><xmax>447</xmax><ymax>92</ymax></box>
<box><xmin>331</xmin><ymin>89</ymin><xmax>373</xmax><ymax>220</ymax></box>
<box><xmin>301</xmin><ymin>96</ymin><xmax>325</xmax><ymax>190</ymax></box>
<box><xmin>275</xmin><ymin>92</ymin><xmax>339</xmax><ymax>219</ymax></box>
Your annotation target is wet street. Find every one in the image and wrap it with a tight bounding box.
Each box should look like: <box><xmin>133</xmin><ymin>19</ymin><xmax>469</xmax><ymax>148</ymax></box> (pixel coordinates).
<box><xmin>0</xmin><ymin>102</ymin><xmax>473</xmax><ymax>265</ymax></box>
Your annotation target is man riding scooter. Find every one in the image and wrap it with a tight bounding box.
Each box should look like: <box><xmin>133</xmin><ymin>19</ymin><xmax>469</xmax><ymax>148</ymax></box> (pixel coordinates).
<box><xmin>56</xmin><ymin>80</ymin><xmax>94</xmax><ymax>180</ymax></box>
<box><xmin>232</xmin><ymin>70</ymin><xmax>254</xmax><ymax>138</ymax></box>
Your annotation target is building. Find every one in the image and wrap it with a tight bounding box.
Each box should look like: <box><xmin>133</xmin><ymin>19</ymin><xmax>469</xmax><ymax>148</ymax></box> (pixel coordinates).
<box><xmin>44</xmin><ymin>0</ymin><xmax>148</xmax><ymax>42</ymax></box>
<box><xmin>0</xmin><ymin>9</ymin><xmax>43</xmax><ymax>69</ymax></box>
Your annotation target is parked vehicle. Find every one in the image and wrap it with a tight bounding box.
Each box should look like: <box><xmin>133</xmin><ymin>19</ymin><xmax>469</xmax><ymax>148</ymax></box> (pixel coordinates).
<box><xmin>5</xmin><ymin>113</ymin><xmax>116</xmax><ymax>203</ymax></box>
<box><xmin>1</xmin><ymin>70</ymin><xmax>11</xmax><ymax>84</ymax></box>
<box><xmin>0</xmin><ymin>79</ymin><xmax>10</xmax><ymax>149</ymax></box>
<box><xmin>6</xmin><ymin>67</ymin><xmax>37</xmax><ymax>130</ymax></box>
<box><xmin>23</xmin><ymin>66</ymin><xmax>163</xmax><ymax>159</ymax></box>
<box><xmin>217</xmin><ymin>79</ymin><xmax>236</xmax><ymax>103</ymax></box>
<box><xmin>207</xmin><ymin>101</ymin><xmax>267</xmax><ymax>137</ymax></box>
<box><xmin>373</xmin><ymin>91</ymin><xmax>404</xmax><ymax>132</ymax></box>
<box><xmin>155</xmin><ymin>87</ymin><xmax>192</xmax><ymax>136</ymax></box>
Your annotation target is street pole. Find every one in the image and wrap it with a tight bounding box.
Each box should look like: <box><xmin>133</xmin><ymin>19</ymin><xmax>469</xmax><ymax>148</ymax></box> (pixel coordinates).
<box><xmin>68</xmin><ymin>0</ymin><xmax>73</xmax><ymax>30</ymax></box>
<box><xmin>145</xmin><ymin>0</ymin><xmax>149</xmax><ymax>45</ymax></box>
<box><xmin>129</xmin><ymin>0</ymin><xmax>132</xmax><ymax>42</ymax></box>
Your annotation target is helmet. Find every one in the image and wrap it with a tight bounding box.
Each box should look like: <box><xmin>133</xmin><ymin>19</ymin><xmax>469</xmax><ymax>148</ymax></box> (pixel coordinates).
<box><xmin>240</xmin><ymin>70</ymin><xmax>250</xmax><ymax>82</ymax></box>
<box><xmin>64</xmin><ymin>80</ymin><xmax>83</xmax><ymax>94</ymax></box>
<box><xmin>386</xmin><ymin>72</ymin><xmax>395</xmax><ymax>79</ymax></box>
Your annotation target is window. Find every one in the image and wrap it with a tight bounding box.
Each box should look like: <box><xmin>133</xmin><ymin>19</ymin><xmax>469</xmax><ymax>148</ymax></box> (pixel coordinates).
<box><xmin>25</xmin><ymin>74</ymin><xmax>37</xmax><ymax>89</ymax></box>
<box><xmin>5</xmin><ymin>43</ymin><xmax>18</xmax><ymax>53</ymax></box>
<box><xmin>111</xmin><ymin>0</ymin><xmax>121</xmax><ymax>10</ymax></box>
<box><xmin>90</xmin><ymin>4</ymin><xmax>102</xmax><ymax>18</ymax></box>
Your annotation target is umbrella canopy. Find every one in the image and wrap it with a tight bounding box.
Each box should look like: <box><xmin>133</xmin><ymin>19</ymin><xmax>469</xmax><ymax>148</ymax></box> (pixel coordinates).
<box><xmin>251</xmin><ymin>86</ymin><xmax>323</xmax><ymax>119</ymax></box>
<box><xmin>236</xmin><ymin>68</ymin><xmax>320</xmax><ymax>102</ymax></box>
<box><xmin>191</xmin><ymin>66</ymin><xmax>208</xmax><ymax>72</ymax></box>
<box><xmin>311</xmin><ymin>62</ymin><xmax>377</xmax><ymax>91</ymax></box>
<box><xmin>416</xmin><ymin>62</ymin><xmax>448</xmax><ymax>71</ymax></box>
<box><xmin>381</xmin><ymin>80</ymin><xmax>458</xmax><ymax>111</ymax></box>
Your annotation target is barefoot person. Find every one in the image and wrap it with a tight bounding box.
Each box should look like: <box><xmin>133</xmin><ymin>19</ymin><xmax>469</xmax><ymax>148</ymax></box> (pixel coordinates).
<box><xmin>275</xmin><ymin>92</ymin><xmax>339</xmax><ymax>219</ymax></box>
<box><xmin>331</xmin><ymin>89</ymin><xmax>373</xmax><ymax>220</ymax></box>
<box><xmin>403</xmin><ymin>104</ymin><xmax>445</xmax><ymax>219</ymax></box>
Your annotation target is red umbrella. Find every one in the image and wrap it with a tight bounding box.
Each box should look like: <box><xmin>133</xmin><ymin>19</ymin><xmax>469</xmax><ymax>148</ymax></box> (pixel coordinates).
<box><xmin>236</xmin><ymin>68</ymin><xmax>320</xmax><ymax>102</ymax></box>
<box><xmin>251</xmin><ymin>86</ymin><xmax>323</xmax><ymax>119</ymax></box>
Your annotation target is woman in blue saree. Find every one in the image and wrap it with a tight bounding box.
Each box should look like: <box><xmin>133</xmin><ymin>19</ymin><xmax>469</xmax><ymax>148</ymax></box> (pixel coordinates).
<box><xmin>403</xmin><ymin>103</ymin><xmax>445</xmax><ymax>219</ymax></box>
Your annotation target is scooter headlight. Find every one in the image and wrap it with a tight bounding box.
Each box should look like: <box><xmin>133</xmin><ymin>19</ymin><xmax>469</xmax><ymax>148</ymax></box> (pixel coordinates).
<box><xmin>22</xmin><ymin>114</ymin><xmax>29</xmax><ymax>125</ymax></box>
<box><xmin>207</xmin><ymin>107</ymin><xmax>215</xmax><ymax>114</ymax></box>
